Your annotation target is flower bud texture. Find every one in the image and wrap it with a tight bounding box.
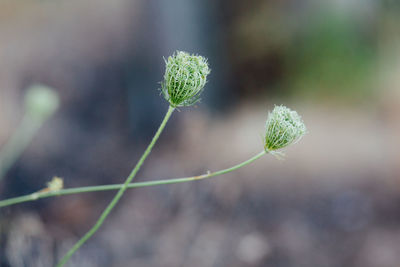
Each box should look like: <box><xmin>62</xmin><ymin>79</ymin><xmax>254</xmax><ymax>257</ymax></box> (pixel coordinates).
<box><xmin>161</xmin><ymin>51</ymin><xmax>210</xmax><ymax>107</ymax></box>
<box><xmin>264</xmin><ymin>105</ymin><xmax>306</xmax><ymax>151</ymax></box>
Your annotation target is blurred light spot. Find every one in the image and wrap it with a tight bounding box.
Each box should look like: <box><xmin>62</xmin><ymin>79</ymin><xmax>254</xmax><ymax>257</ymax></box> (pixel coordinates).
<box><xmin>237</xmin><ymin>232</ymin><xmax>271</xmax><ymax>264</ymax></box>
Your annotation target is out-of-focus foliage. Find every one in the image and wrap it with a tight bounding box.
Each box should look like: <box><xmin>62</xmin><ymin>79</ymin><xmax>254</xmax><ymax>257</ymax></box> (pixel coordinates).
<box><xmin>285</xmin><ymin>10</ymin><xmax>376</xmax><ymax>100</ymax></box>
<box><xmin>225</xmin><ymin>1</ymin><xmax>400</xmax><ymax>103</ymax></box>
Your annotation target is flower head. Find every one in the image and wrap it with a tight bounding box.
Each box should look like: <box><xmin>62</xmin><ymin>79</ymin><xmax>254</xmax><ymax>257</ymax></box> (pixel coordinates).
<box><xmin>25</xmin><ymin>84</ymin><xmax>59</xmax><ymax>121</ymax></box>
<box><xmin>161</xmin><ymin>51</ymin><xmax>210</xmax><ymax>107</ymax></box>
<box><xmin>264</xmin><ymin>105</ymin><xmax>306</xmax><ymax>152</ymax></box>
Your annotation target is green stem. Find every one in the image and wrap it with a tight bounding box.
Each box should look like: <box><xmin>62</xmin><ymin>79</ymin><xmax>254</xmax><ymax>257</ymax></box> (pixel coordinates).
<box><xmin>0</xmin><ymin>114</ymin><xmax>46</xmax><ymax>181</ymax></box>
<box><xmin>56</xmin><ymin>105</ymin><xmax>175</xmax><ymax>267</ymax></box>
<box><xmin>0</xmin><ymin>150</ymin><xmax>266</xmax><ymax>208</ymax></box>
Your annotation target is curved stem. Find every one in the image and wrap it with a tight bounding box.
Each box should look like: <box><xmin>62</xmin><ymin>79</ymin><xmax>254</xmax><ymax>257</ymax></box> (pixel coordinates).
<box><xmin>56</xmin><ymin>105</ymin><xmax>175</xmax><ymax>267</ymax></box>
<box><xmin>0</xmin><ymin>151</ymin><xmax>266</xmax><ymax>208</ymax></box>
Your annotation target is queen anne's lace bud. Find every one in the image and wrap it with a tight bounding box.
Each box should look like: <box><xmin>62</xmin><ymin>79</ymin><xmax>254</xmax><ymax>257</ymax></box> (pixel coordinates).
<box><xmin>25</xmin><ymin>84</ymin><xmax>59</xmax><ymax>120</ymax></box>
<box><xmin>264</xmin><ymin>105</ymin><xmax>306</xmax><ymax>152</ymax></box>
<box><xmin>161</xmin><ymin>51</ymin><xmax>210</xmax><ymax>107</ymax></box>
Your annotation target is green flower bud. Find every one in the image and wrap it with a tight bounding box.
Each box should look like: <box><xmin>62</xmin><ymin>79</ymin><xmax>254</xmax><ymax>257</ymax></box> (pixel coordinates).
<box><xmin>24</xmin><ymin>84</ymin><xmax>60</xmax><ymax>121</ymax></box>
<box><xmin>264</xmin><ymin>105</ymin><xmax>306</xmax><ymax>152</ymax></box>
<box><xmin>161</xmin><ymin>51</ymin><xmax>210</xmax><ymax>107</ymax></box>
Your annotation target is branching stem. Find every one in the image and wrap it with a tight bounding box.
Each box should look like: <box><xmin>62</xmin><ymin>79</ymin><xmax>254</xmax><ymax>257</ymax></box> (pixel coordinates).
<box><xmin>56</xmin><ymin>105</ymin><xmax>175</xmax><ymax>267</ymax></box>
<box><xmin>0</xmin><ymin>151</ymin><xmax>266</xmax><ymax>208</ymax></box>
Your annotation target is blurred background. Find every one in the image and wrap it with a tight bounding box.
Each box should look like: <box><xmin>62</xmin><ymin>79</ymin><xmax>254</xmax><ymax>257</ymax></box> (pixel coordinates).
<box><xmin>1</xmin><ymin>0</ymin><xmax>400</xmax><ymax>266</ymax></box>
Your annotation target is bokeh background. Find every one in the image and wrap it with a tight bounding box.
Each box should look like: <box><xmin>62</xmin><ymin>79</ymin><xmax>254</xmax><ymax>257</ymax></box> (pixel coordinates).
<box><xmin>1</xmin><ymin>0</ymin><xmax>400</xmax><ymax>266</ymax></box>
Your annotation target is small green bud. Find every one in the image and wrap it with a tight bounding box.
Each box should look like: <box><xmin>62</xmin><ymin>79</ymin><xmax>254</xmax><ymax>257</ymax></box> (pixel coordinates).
<box><xmin>24</xmin><ymin>84</ymin><xmax>59</xmax><ymax>120</ymax></box>
<box><xmin>46</xmin><ymin>176</ymin><xmax>64</xmax><ymax>192</ymax></box>
<box><xmin>161</xmin><ymin>51</ymin><xmax>210</xmax><ymax>107</ymax></box>
<box><xmin>264</xmin><ymin>105</ymin><xmax>306</xmax><ymax>152</ymax></box>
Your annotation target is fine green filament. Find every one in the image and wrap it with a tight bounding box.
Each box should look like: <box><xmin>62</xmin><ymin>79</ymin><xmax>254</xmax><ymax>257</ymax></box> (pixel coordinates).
<box><xmin>56</xmin><ymin>105</ymin><xmax>175</xmax><ymax>267</ymax></box>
